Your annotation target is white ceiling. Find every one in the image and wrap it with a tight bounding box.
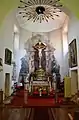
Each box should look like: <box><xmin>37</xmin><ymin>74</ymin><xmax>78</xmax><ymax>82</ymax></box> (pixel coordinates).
<box><xmin>16</xmin><ymin>11</ymin><xmax>67</xmax><ymax>32</ymax></box>
<box><xmin>16</xmin><ymin>0</ymin><xmax>67</xmax><ymax>32</ymax></box>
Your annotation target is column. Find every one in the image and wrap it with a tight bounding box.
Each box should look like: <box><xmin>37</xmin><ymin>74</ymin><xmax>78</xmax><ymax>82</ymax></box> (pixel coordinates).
<box><xmin>46</xmin><ymin>51</ymin><xmax>49</xmax><ymax>72</ymax></box>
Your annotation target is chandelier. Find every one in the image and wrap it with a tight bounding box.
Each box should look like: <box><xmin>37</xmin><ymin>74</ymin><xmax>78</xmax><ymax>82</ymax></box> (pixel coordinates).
<box><xmin>18</xmin><ymin>0</ymin><xmax>63</xmax><ymax>23</ymax></box>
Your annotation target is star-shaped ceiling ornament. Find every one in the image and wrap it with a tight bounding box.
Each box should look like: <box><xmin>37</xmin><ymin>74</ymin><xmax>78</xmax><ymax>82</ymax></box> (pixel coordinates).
<box><xmin>18</xmin><ymin>0</ymin><xmax>63</xmax><ymax>23</ymax></box>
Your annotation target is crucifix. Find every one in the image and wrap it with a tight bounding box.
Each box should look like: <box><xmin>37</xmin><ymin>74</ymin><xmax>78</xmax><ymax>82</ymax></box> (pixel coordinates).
<box><xmin>33</xmin><ymin>40</ymin><xmax>46</xmax><ymax>68</ymax></box>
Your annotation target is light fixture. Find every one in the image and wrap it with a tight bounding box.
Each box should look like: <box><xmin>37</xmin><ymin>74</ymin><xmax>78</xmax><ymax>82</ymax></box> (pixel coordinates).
<box><xmin>18</xmin><ymin>0</ymin><xmax>63</xmax><ymax>23</ymax></box>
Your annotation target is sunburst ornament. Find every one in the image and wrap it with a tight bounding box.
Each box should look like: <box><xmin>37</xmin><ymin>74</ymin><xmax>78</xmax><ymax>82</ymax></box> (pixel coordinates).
<box><xmin>18</xmin><ymin>0</ymin><xmax>63</xmax><ymax>23</ymax></box>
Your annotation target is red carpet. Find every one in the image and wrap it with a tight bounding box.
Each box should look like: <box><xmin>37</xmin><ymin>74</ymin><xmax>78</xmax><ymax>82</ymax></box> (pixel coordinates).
<box><xmin>7</xmin><ymin>89</ymin><xmax>63</xmax><ymax>108</ymax></box>
<box><xmin>6</xmin><ymin>89</ymin><xmax>76</xmax><ymax>120</ymax></box>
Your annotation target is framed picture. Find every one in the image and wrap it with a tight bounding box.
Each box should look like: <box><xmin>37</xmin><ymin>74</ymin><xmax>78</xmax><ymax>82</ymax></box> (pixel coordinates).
<box><xmin>69</xmin><ymin>39</ymin><xmax>77</xmax><ymax>68</ymax></box>
<box><xmin>5</xmin><ymin>48</ymin><xmax>12</xmax><ymax>65</ymax></box>
<box><xmin>0</xmin><ymin>58</ymin><xmax>3</xmax><ymax>66</ymax></box>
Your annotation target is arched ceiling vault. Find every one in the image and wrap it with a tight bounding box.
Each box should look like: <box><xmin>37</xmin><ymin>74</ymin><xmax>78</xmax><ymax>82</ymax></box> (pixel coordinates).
<box><xmin>0</xmin><ymin>0</ymin><xmax>79</xmax><ymax>26</ymax></box>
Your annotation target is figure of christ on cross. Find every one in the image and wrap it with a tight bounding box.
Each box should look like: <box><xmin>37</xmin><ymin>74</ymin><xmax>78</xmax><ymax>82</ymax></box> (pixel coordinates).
<box><xmin>33</xmin><ymin>40</ymin><xmax>47</xmax><ymax>69</ymax></box>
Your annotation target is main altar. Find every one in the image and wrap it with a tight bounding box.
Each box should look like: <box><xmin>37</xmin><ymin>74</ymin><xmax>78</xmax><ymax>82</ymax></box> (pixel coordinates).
<box><xmin>25</xmin><ymin>40</ymin><xmax>53</xmax><ymax>96</ymax></box>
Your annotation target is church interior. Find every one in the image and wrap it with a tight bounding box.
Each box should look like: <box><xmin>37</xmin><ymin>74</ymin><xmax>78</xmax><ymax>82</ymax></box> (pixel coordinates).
<box><xmin>0</xmin><ymin>0</ymin><xmax>79</xmax><ymax>120</ymax></box>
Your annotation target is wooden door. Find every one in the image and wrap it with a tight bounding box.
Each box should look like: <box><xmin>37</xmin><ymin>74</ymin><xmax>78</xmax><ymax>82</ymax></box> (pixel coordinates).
<box><xmin>5</xmin><ymin>73</ymin><xmax>10</xmax><ymax>98</ymax></box>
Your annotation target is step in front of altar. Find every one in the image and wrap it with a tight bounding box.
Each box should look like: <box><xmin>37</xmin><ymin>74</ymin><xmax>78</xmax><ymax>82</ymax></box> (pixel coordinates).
<box><xmin>32</xmin><ymin>81</ymin><xmax>49</xmax><ymax>86</ymax></box>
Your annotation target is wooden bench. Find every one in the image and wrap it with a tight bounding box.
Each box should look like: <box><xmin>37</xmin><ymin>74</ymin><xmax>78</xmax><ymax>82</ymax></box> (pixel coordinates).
<box><xmin>0</xmin><ymin>90</ymin><xmax>3</xmax><ymax>104</ymax></box>
<box><xmin>68</xmin><ymin>113</ymin><xmax>73</xmax><ymax>120</ymax></box>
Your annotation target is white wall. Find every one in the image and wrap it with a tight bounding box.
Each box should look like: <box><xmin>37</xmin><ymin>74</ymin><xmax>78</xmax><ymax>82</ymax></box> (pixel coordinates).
<box><xmin>48</xmin><ymin>29</ymin><xmax>64</xmax><ymax>80</ymax></box>
<box><xmin>19</xmin><ymin>28</ymin><xmax>32</xmax><ymax>50</ymax></box>
<box><xmin>0</xmin><ymin>10</ymin><xmax>21</xmax><ymax>95</ymax></box>
<box><xmin>68</xmin><ymin>14</ymin><xmax>79</xmax><ymax>94</ymax></box>
<box><xmin>68</xmin><ymin>15</ymin><xmax>79</xmax><ymax>44</ymax></box>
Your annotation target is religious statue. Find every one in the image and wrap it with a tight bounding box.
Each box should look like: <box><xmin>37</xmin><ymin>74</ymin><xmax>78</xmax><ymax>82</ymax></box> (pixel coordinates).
<box><xmin>51</xmin><ymin>55</ymin><xmax>61</xmax><ymax>89</ymax></box>
<box><xmin>19</xmin><ymin>55</ymin><xmax>29</xmax><ymax>84</ymax></box>
<box><xmin>33</xmin><ymin>40</ymin><xmax>46</xmax><ymax>69</ymax></box>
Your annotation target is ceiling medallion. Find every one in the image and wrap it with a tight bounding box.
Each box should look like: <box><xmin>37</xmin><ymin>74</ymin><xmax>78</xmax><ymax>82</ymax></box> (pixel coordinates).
<box><xmin>18</xmin><ymin>0</ymin><xmax>63</xmax><ymax>23</ymax></box>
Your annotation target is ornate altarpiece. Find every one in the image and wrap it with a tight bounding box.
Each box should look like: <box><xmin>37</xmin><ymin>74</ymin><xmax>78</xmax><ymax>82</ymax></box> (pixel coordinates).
<box><xmin>24</xmin><ymin>35</ymin><xmax>59</xmax><ymax>96</ymax></box>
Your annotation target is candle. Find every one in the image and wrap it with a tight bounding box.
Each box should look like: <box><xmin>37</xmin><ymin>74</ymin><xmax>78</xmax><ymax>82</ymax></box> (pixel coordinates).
<box><xmin>48</xmin><ymin>77</ymin><xmax>49</xmax><ymax>82</ymax></box>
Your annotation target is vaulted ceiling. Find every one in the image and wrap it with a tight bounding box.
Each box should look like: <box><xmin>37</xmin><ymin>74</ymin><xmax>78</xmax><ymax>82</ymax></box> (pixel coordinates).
<box><xmin>0</xmin><ymin>0</ymin><xmax>79</xmax><ymax>26</ymax></box>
